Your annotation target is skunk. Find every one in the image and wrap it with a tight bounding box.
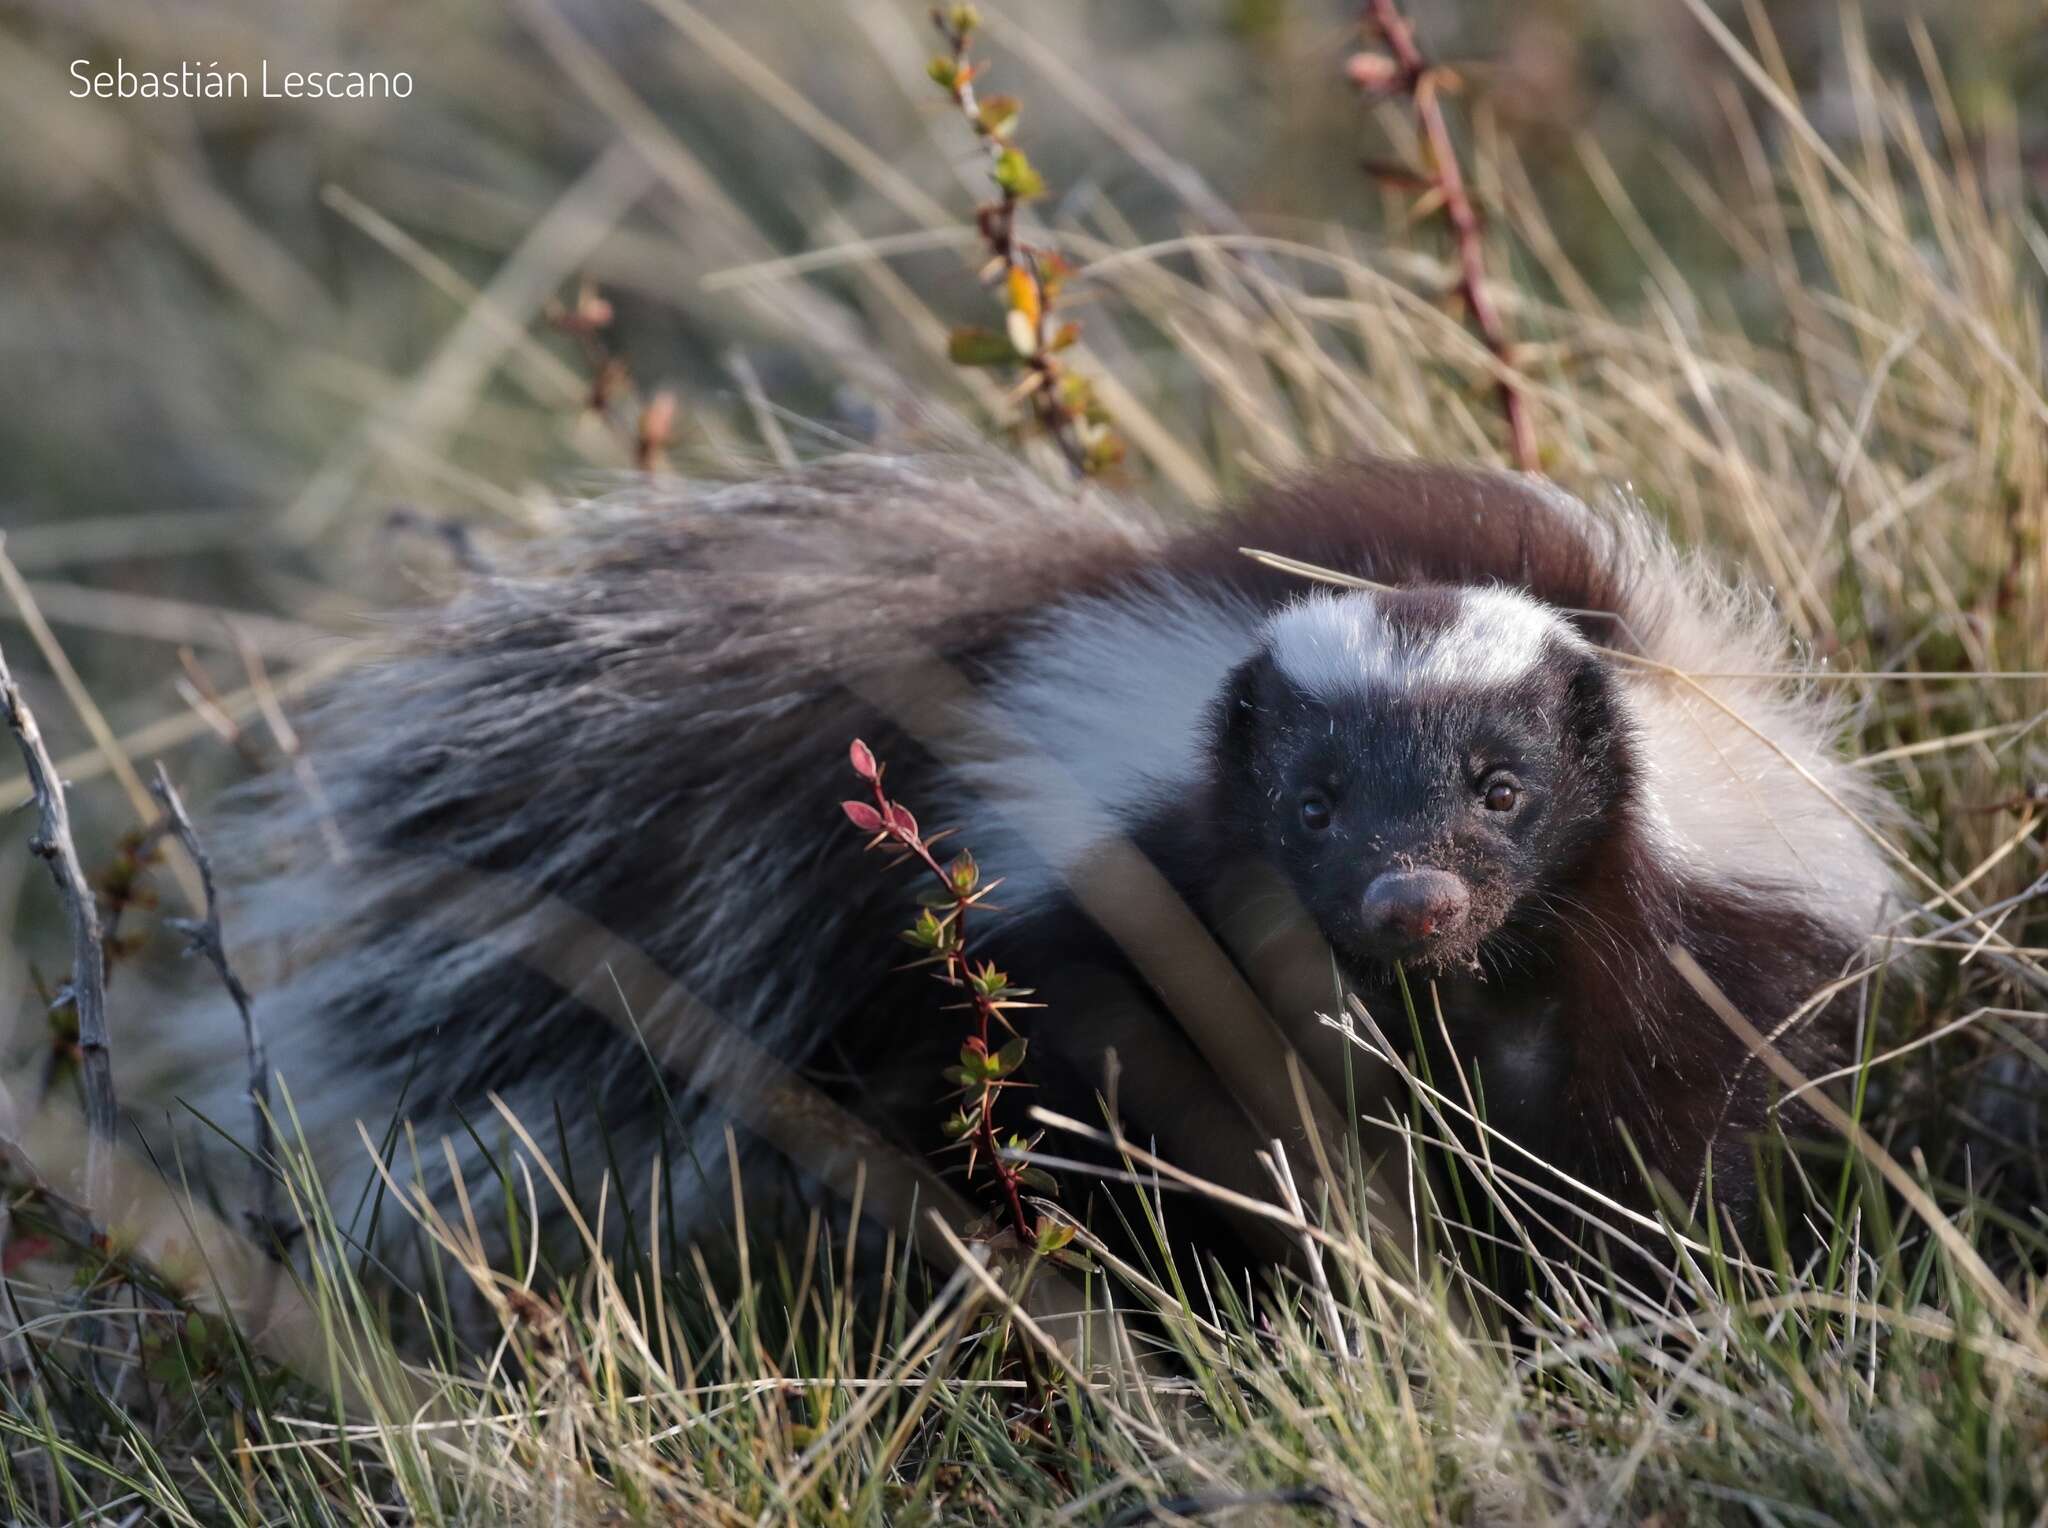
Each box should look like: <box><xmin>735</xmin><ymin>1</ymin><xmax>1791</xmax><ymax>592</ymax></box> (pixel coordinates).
<box><xmin>160</xmin><ymin>451</ymin><xmax>1904</xmax><ymax>1275</ymax></box>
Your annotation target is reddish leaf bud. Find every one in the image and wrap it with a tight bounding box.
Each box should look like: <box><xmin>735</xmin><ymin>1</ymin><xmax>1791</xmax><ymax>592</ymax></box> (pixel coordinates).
<box><xmin>1345</xmin><ymin>51</ymin><xmax>1400</xmax><ymax>90</ymax></box>
<box><xmin>842</xmin><ymin>800</ymin><xmax>884</xmax><ymax>833</ymax></box>
<box><xmin>849</xmin><ymin>738</ymin><xmax>880</xmax><ymax>781</ymax></box>
<box><xmin>639</xmin><ymin>390</ymin><xmax>677</xmax><ymax>446</ymax></box>
<box><xmin>575</xmin><ymin>285</ymin><xmax>615</xmax><ymax>329</ymax></box>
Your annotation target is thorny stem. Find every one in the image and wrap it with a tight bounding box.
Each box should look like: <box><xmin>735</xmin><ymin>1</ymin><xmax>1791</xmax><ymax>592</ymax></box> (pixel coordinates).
<box><xmin>842</xmin><ymin>740</ymin><xmax>1037</xmax><ymax>1244</ymax></box>
<box><xmin>1356</xmin><ymin>0</ymin><xmax>1541</xmax><ymax>474</ymax></box>
<box><xmin>931</xmin><ymin>7</ymin><xmax>1119</xmax><ymax>477</ymax></box>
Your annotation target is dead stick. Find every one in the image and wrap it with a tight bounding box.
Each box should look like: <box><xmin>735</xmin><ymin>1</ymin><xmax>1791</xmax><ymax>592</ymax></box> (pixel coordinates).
<box><xmin>147</xmin><ymin>762</ymin><xmax>288</xmax><ymax>1250</ymax></box>
<box><xmin>1359</xmin><ymin>0</ymin><xmax>1540</xmax><ymax>473</ymax></box>
<box><xmin>0</xmin><ymin>636</ymin><xmax>115</xmax><ymax>1214</ymax></box>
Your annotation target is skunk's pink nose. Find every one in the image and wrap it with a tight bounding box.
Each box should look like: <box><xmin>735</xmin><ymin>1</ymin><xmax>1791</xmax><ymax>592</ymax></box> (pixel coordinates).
<box><xmin>1362</xmin><ymin>868</ymin><xmax>1470</xmax><ymax>947</ymax></box>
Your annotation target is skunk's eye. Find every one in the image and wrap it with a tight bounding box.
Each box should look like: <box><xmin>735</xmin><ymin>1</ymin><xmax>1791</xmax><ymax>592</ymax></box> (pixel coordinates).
<box><xmin>1481</xmin><ymin>776</ymin><xmax>1520</xmax><ymax>813</ymax></box>
<box><xmin>1299</xmin><ymin>791</ymin><xmax>1332</xmax><ymax>831</ymax></box>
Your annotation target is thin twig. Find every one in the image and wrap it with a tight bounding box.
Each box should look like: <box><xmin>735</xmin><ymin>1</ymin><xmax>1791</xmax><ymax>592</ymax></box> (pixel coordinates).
<box><xmin>930</xmin><ymin>5</ymin><xmax>1121</xmax><ymax>476</ymax></box>
<box><xmin>1352</xmin><ymin>0</ymin><xmax>1540</xmax><ymax>472</ymax></box>
<box><xmin>543</xmin><ymin>279</ymin><xmax>679</xmax><ymax>471</ymax></box>
<box><xmin>0</xmin><ymin>637</ymin><xmax>115</xmax><ymax>1215</ymax></box>
<box><xmin>146</xmin><ymin>763</ymin><xmax>291</xmax><ymax>1254</ymax></box>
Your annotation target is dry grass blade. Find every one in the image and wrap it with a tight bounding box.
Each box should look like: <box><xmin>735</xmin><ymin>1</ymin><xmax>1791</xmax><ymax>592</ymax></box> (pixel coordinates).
<box><xmin>1669</xmin><ymin>944</ymin><xmax>2046</xmax><ymax>1360</ymax></box>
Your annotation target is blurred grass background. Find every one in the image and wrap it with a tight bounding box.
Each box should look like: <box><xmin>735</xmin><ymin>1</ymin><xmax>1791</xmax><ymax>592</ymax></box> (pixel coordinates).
<box><xmin>3</xmin><ymin>0</ymin><xmax>2043</xmax><ymax>630</ymax></box>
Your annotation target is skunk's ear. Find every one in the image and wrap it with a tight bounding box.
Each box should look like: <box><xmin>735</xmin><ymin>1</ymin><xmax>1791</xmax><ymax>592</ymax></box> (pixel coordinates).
<box><xmin>1212</xmin><ymin>650</ymin><xmax>1276</xmax><ymax>777</ymax></box>
<box><xmin>1563</xmin><ymin>647</ymin><xmax>1627</xmax><ymax>767</ymax></box>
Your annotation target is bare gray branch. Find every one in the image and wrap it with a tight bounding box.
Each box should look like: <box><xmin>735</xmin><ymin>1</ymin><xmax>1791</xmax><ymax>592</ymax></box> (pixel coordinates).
<box><xmin>147</xmin><ymin>761</ymin><xmax>290</xmax><ymax>1252</ymax></box>
<box><xmin>0</xmin><ymin>631</ymin><xmax>115</xmax><ymax>1214</ymax></box>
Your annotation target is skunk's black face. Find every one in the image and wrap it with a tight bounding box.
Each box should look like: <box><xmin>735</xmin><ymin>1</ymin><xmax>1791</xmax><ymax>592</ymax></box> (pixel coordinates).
<box><xmin>1212</xmin><ymin>587</ymin><xmax>1630</xmax><ymax>975</ymax></box>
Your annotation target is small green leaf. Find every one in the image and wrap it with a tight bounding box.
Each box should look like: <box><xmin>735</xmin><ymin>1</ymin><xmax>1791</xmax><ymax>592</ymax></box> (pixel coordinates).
<box><xmin>1084</xmin><ymin>433</ymin><xmax>1125</xmax><ymax>474</ymax></box>
<box><xmin>989</xmin><ymin>1036</ymin><xmax>1028</xmax><ymax>1077</ymax></box>
<box><xmin>991</xmin><ymin>148</ymin><xmax>1046</xmax><ymax>200</ymax></box>
<box><xmin>901</xmin><ymin>907</ymin><xmax>946</xmax><ymax>950</ymax></box>
<box><xmin>956</xmin><ymin>1042</ymin><xmax>995</xmax><ymax>1084</ymax></box>
<box><xmin>1034</xmin><ymin>1218</ymin><xmax>1077</xmax><ymax>1256</ymax></box>
<box><xmin>948</xmin><ymin>850</ymin><xmax>979</xmax><ymax>894</ymax></box>
<box><xmin>947</xmin><ymin>326</ymin><xmax>1019</xmax><ymax>366</ymax></box>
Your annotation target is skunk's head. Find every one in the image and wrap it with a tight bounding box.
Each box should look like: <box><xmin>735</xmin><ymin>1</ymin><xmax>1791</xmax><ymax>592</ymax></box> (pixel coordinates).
<box><xmin>1211</xmin><ymin>586</ymin><xmax>1633</xmax><ymax>974</ymax></box>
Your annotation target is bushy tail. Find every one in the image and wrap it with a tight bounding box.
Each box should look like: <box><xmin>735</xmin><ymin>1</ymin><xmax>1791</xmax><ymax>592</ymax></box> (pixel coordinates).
<box><xmin>131</xmin><ymin>448</ymin><xmax>1163</xmax><ymax>1243</ymax></box>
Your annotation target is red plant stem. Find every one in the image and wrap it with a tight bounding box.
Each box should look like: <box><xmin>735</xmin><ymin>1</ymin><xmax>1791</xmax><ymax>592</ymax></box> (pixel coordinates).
<box><xmin>1361</xmin><ymin>0</ymin><xmax>1540</xmax><ymax>474</ymax></box>
<box><xmin>857</xmin><ymin>770</ymin><xmax>1033</xmax><ymax>1242</ymax></box>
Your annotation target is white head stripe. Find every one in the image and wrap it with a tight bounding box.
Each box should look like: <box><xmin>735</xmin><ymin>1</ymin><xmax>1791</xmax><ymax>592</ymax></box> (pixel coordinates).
<box><xmin>1266</xmin><ymin>588</ymin><xmax>1578</xmax><ymax>697</ymax></box>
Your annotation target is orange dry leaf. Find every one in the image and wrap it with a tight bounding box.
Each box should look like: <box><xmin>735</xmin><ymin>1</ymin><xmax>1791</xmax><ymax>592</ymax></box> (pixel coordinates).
<box><xmin>1005</xmin><ymin>265</ymin><xmax>1041</xmax><ymax>327</ymax></box>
